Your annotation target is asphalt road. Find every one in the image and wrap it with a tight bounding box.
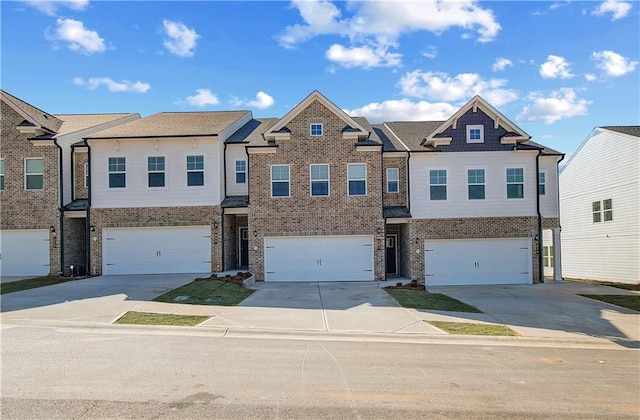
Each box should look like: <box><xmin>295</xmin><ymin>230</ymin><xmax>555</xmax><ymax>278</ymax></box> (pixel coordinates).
<box><xmin>1</xmin><ymin>325</ymin><xmax>638</xmax><ymax>419</ymax></box>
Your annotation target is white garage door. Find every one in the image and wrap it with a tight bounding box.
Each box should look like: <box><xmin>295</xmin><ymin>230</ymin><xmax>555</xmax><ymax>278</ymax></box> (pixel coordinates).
<box><xmin>425</xmin><ymin>238</ymin><xmax>532</xmax><ymax>286</ymax></box>
<box><xmin>102</xmin><ymin>226</ymin><xmax>211</xmax><ymax>275</ymax></box>
<box><xmin>0</xmin><ymin>230</ymin><xmax>50</xmax><ymax>277</ymax></box>
<box><xmin>264</xmin><ymin>236</ymin><xmax>374</xmax><ymax>282</ymax></box>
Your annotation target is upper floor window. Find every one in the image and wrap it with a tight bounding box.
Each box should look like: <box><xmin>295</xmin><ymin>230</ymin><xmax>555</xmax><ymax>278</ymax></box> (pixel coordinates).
<box><xmin>387</xmin><ymin>168</ymin><xmax>399</xmax><ymax>193</ymax></box>
<box><xmin>347</xmin><ymin>163</ymin><xmax>367</xmax><ymax>196</ymax></box>
<box><xmin>467</xmin><ymin>169</ymin><xmax>485</xmax><ymax>200</ymax></box>
<box><xmin>148</xmin><ymin>156</ymin><xmax>165</xmax><ymax>188</ymax></box>
<box><xmin>429</xmin><ymin>169</ymin><xmax>447</xmax><ymax>200</ymax></box>
<box><xmin>603</xmin><ymin>199</ymin><xmax>613</xmax><ymax>221</ymax></box>
<box><xmin>235</xmin><ymin>160</ymin><xmax>246</xmax><ymax>184</ymax></box>
<box><xmin>593</xmin><ymin>199</ymin><xmax>613</xmax><ymax>223</ymax></box>
<box><xmin>466</xmin><ymin>125</ymin><xmax>484</xmax><ymax>143</ymax></box>
<box><xmin>506</xmin><ymin>168</ymin><xmax>524</xmax><ymax>199</ymax></box>
<box><xmin>310</xmin><ymin>164</ymin><xmax>329</xmax><ymax>196</ymax></box>
<box><xmin>310</xmin><ymin>123</ymin><xmax>323</xmax><ymax>136</ymax></box>
<box><xmin>271</xmin><ymin>165</ymin><xmax>290</xmax><ymax>197</ymax></box>
<box><xmin>83</xmin><ymin>163</ymin><xmax>89</xmax><ymax>188</ymax></box>
<box><xmin>25</xmin><ymin>158</ymin><xmax>44</xmax><ymax>190</ymax></box>
<box><xmin>592</xmin><ymin>201</ymin><xmax>601</xmax><ymax>223</ymax></box>
<box><xmin>538</xmin><ymin>172</ymin><xmax>546</xmax><ymax>196</ymax></box>
<box><xmin>108</xmin><ymin>157</ymin><xmax>126</xmax><ymax>188</ymax></box>
<box><xmin>0</xmin><ymin>159</ymin><xmax>4</xmax><ymax>190</ymax></box>
<box><xmin>186</xmin><ymin>155</ymin><xmax>204</xmax><ymax>186</ymax></box>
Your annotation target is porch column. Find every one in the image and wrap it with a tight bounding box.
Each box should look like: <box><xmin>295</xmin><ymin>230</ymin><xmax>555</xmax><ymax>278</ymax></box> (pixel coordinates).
<box><xmin>553</xmin><ymin>228</ymin><xmax>563</xmax><ymax>281</ymax></box>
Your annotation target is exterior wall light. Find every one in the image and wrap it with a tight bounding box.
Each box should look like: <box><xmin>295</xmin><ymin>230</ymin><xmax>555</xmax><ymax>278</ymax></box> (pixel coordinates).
<box><xmin>49</xmin><ymin>225</ymin><xmax>56</xmax><ymax>233</ymax></box>
<box><xmin>212</xmin><ymin>221</ymin><xmax>219</xmax><ymax>229</ymax></box>
<box><xmin>90</xmin><ymin>225</ymin><xmax>96</xmax><ymax>232</ymax></box>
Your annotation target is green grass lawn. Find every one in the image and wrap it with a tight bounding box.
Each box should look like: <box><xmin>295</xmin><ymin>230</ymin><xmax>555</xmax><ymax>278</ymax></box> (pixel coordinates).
<box><xmin>115</xmin><ymin>311</ymin><xmax>210</xmax><ymax>326</ymax></box>
<box><xmin>566</xmin><ymin>278</ymin><xmax>640</xmax><ymax>291</ymax></box>
<box><xmin>0</xmin><ymin>276</ymin><xmax>84</xmax><ymax>295</ymax></box>
<box><xmin>428</xmin><ymin>321</ymin><xmax>518</xmax><ymax>336</ymax></box>
<box><xmin>579</xmin><ymin>294</ymin><xmax>640</xmax><ymax>312</ymax></box>
<box><xmin>153</xmin><ymin>279</ymin><xmax>254</xmax><ymax>306</ymax></box>
<box><xmin>384</xmin><ymin>288</ymin><xmax>482</xmax><ymax>313</ymax></box>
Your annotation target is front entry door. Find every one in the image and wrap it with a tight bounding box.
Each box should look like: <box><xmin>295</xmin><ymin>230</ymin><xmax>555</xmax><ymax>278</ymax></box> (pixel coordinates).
<box><xmin>385</xmin><ymin>234</ymin><xmax>398</xmax><ymax>275</ymax></box>
<box><xmin>239</xmin><ymin>228</ymin><xmax>249</xmax><ymax>268</ymax></box>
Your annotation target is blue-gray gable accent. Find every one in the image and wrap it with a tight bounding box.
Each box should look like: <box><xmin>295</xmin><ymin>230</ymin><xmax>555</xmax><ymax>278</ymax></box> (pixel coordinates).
<box><xmin>434</xmin><ymin>108</ymin><xmax>528</xmax><ymax>152</ymax></box>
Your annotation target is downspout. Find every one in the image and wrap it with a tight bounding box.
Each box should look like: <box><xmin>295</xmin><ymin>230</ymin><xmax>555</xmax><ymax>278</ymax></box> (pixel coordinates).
<box><xmin>380</xmin><ymin>142</ymin><xmax>386</xmax><ymax>281</ymax></box>
<box><xmin>85</xmin><ymin>139</ymin><xmax>92</xmax><ymax>276</ymax></box>
<box><xmin>535</xmin><ymin>148</ymin><xmax>543</xmax><ymax>284</ymax></box>
<box><xmin>221</xmin><ymin>142</ymin><xmax>228</xmax><ymax>272</ymax></box>
<box><xmin>54</xmin><ymin>138</ymin><xmax>64</xmax><ymax>276</ymax></box>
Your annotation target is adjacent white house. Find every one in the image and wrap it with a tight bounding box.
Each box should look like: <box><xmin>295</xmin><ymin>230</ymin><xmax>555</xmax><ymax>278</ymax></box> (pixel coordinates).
<box><xmin>560</xmin><ymin>126</ymin><xmax>640</xmax><ymax>284</ymax></box>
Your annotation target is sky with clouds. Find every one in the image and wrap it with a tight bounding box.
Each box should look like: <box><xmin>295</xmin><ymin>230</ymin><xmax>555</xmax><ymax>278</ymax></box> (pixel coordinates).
<box><xmin>2</xmin><ymin>0</ymin><xmax>638</xmax><ymax>158</ymax></box>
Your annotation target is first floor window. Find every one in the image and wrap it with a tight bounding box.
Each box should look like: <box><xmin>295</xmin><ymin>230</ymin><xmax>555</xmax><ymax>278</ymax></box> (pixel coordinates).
<box><xmin>148</xmin><ymin>156</ymin><xmax>165</xmax><ymax>187</ymax></box>
<box><xmin>506</xmin><ymin>168</ymin><xmax>524</xmax><ymax>199</ymax></box>
<box><xmin>310</xmin><ymin>123</ymin><xmax>323</xmax><ymax>136</ymax></box>
<box><xmin>429</xmin><ymin>169</ymin><xmax>447</xmax><ymax>200</ymax></box>
<box><xmin>348</xmin><ymin>163</ymin><xmax>367</xmax><ymax>196</ymax></box>
<box><xmin>25</xmin><ymin>158</ymin><xmax>44</xmax><ymax>190</ymax></box>
<box><xmin>108</xmin><ymin>157</ymin><xmax>125</xmax><ymax>188</ymax></box>
<box><xmin>187</xmin><ymin>155</ymin><xmax>204</xmax><ymax>186</ymax></box>
<box><xmin>538</xmin><ymin>172</ymin><xmax>546</xmax><ymax>195</ymax></box>
<box><xmin>467</xmin><ymin>169</ymin><xmax>485</xmax><ymax>200</ymax></box>
<box><xmin>387</xmin><ymin>168</ymin><xmax>399</xmax><ymax>193</ymax></box>
<box><xmin>271</xmin><ymin>165</ymin><xmax>290</xmax><ymax>197</ymax></box>
<box><xmin>0</xmin><ymin>159</ymin><xmax>4</xmax><ymax>190</ymax></box>
<box><xmin>235</xmin><ymin>160</ymin><xmax>246</xmax><ymax>184</ymax></box>
<box><xmin>592</xmin><ymin>201</ymin><xmax>601</xmax><ymax>223</ymax></box>
<box><xmin>543</xmin><ymin>246</ymin><xmax>554</xmax><ymax>267</ymax></box>
<box><xmin>310</xmin><ymin>164</ymin><xmax>329</xmax><ymax>196</ymax></box>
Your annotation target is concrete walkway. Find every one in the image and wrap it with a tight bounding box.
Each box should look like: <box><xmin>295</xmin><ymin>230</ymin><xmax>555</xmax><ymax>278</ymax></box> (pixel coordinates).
<box><xmin>1</xmin><ymin>275</ymin><xmax>638</xmax><ymax>349</ymax></box>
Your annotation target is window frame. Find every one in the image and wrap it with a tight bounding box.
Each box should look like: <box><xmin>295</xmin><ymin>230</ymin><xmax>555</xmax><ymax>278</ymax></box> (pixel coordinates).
<box><xmin>147</xmin><ymin>156</ymin><xmax>166</xmax><ymax>188</ymax></box>
<box><xmin>467</xmin><ymin>168</ymin><xmax>485</xmax><ymax>200</ymax></box>
<box><xmin>543</xmin><ymin>246</ymin><xmax>554</xmax><ymax>268</ymax></box>
<box><xmin>310</xmin><ymin>123</ymin><xmax>323</xmax><ymax>136</ymax></box>
<box><xmin>429</xmin><ymin>169</ymin><xmax>447</xmax><ymax>201</ymax></box>
<box><xmin>603</xmin><ymin>198</ymin><xmax>613</xmax><ymax>222</ymax></box>
<box><xmin>310</xmin><ymin>164</ymin><xmax>330</xmax><ymax>197</ymax></box>
<box><xmin>506</xmin><ymin>167</ymin><xmax>524</xmax><ymax>199</ymax></box>
<box><xmin>538</xmin><ymin>172</ymin><xmax>546</xmax><ymax>196</ymax></box>
<box><xmin>0</xmin><ymin>159</ymin><xmax>5</xmax><ymax>191</ymax></box>
<box><xmin>592</xmin><ymin>201</ymin><xmax>602</xmax><ymax>223</ymax></box>
<box><xmin>271</xmin><ymin>164</ymin><xmax>290</xmax><ymax>197</ymax></box>
<box><xmin>347</xmin><ymin>163</ymin><xmax>367</xmax><ymax>196</ymax></box>
<box><xmin>186</xmin><ymin>155</ymin><xmax>205</xmax><ymax>187</ymax></box>
<box><xmin>83</xmin><ymin>162</ymin><xmax>89</xmax><ymax>188</ymax></box>
<box><xmin>24</xmin><ymin>157</ymin><xmax>44</xmax><ymax>191</ymax></box>
<box><xmin>235</xmin><ymin>159</ymin><xmax>247</xmax><ymax>184</ymax></box>
<box><xmin>466</xmin><ymin>124</ymin><xmax>484</xmax><ymax>143</ymax></box>
<box><xmin>107</xmin><ymin>157</ymin><xmax>126</xmax><ymax>189</ymax></box>
<box><xmin>387</xmin><ymin>168</ymin><xmax>399</xmax><ymax>193</ymax></box>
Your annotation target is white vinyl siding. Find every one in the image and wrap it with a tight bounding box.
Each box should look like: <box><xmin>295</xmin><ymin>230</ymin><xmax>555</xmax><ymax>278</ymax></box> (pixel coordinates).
<box><xmin>225</xmin><ymin>144</ymin><xmax>249</xmax><ymax>196</ymax></box>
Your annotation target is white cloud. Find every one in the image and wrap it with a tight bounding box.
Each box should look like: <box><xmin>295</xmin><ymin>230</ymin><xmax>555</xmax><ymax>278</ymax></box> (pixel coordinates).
<box><xmin>398</xmin><ymin>70</ymin><xmax>518</xmax><ymax>106</ymax></box>
<box><xmin>422</xmin><ymin>45</ymin><xmax>437</xmax><ymax>59</ymax></box>
<box><xmin>184</xmin><ymin>89</ymin><xmax>220</xmax><ymax>107</ymax></box>
<box><xmin>73</xmin><ymin>77</ymin><xmax>150</xmax><ymax>93</ymax></box>
<box><xmin>539</xmin><ymin>55</ymin><xmax>573</xmax><ymax>79</ymax></box>
<box><xmin>346</xmin><ymin>99</ymin><xmax>457</xmax><ymax>123</ymax></box>
<box><xmin>584</xmin><ymin>73</ymin><xmax>597</xmax><ymax>82</ymax></box>
<box><xmin>245</xmin><ymin>92</ymin><xmax>275</xmax><ymax>109</ymax></box>
<box><xmin>279</xmin><ymin>0</ymin><xmax>346</xmax><ymax>48</ymax></box>
<box><xmin>517</xmin><ymin>88</ymin><xmax>590</xmax><ymax>124</ymax></box>
<box><xmin>326</xmin><ymin>43</ymin><xmax>402</xmax><ymax>69</ymax></box>
<box><xmin>592</xmin><ymin>0</ymin><xmax>633</xmax><ymax>20</ymax></box>
<box><xmin>162</xmin><ymin>19</ymin><xmax>199</xmax><ymax>57</ymax></box>
<box><xmin>591</xmin><ymin>50</ymin><xmax>638</xmax><ymax>77</ymax></box>
<box><xmin>492</xmin><ymin>57</ymin><xmax>513</xmax><ymax>72</ymax></box>
<box><xmin>47</xmin><ymin>18</ymin><xmax>105</xmax><ymax>54</ymax></box>
<box><xmin>23</xmin><ymin>0</ymin><xmax>88</xmax><ymax>16</ymax></box>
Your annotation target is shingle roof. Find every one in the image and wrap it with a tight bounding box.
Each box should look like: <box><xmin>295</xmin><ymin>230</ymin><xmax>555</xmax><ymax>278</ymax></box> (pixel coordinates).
<box><xmin>383</xmin><ymin>206</ymin><xmax>412</xmax><ymax>218</ymax></box>
<box><xmin>1</xmin><ymin>89</ymin><xmax>62</xmax><ymax>133</ymax></box>
<box><xmin>521</xmin><ymin>140</ymin><xmax>563</xmax><ymax>155</ymax></box>
<box><xmin>221</xmin><ymin>196</ymin><xmax>249</xmax><ymax>208</ymax></box>
<box><xmin>383</xmin><ymin>121</ymin><xmax>445</xmax><ymax>151</ymax></box>
<box><xmin>352</xmin><ymin>117</ymin><xmax>382</xmax><ymax>144</ymax></box>
<box><xmin>85</xmin><ymin>111</ymin><xmax>251</xmax><ymax>139</ymax></box>
<box><xmin>226</xmin><ymin>118</ymin><xmax>279</xmax><ymax>144</ymax></box>
<box><xmin>54</xmin><ymin>114</ymin><xmax>138</xmax><ymax>136</ymax></box>
<box><xmin>602</xmin><ymin>126</ymin><xmax>640</xmax><ymax>138</ymax></box>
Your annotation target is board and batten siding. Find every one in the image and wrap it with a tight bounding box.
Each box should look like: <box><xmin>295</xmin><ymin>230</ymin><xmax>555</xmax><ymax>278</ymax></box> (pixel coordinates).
<box><xmin>89</xmin><ymin>137</ymin><xmax>222</xmax><ymax>208</ymax></box>
<box><xmin>225</xmin><ymin>144</ymin><xmax>249</xmax><ymax>196</ymax></box>
<box><xmin>560</xmin><ymin>129</ymin><xmax>639</xmax><ymax>284</ymax></box>
<box><xmin>409</xmin><ymin>151</ymin><xmax>544</xmax><ymax>219</ymax></box>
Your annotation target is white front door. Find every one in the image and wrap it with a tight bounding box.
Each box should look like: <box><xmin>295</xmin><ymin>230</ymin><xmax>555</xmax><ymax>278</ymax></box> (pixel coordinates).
<box><xmin>0</xmin><ymin>230</ymin><xmax>50</xmax><ymax>277</ymax></box>
<box><xmin>102</xmin><ymin>226</ymin><xmax>211</xmax><ymax>275</ymax></box>
<box><xmin>264</xmin><ymin>235</ymin><xmax>374</xmax><ymax>282</ymax></box>
<box><xmin>425</xmin><ymin>238</ymin><xmax>532</xmax><ymax>286</ymax></box>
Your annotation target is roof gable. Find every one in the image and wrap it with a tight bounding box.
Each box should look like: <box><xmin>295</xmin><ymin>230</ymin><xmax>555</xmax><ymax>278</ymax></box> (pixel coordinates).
<box><xmin>1</xmin><ymin>89</ymin><xmax>63</xmax><ymax>134</ymax></box>
<box><xmin>264</xmin><ymin>90</ymin><xmax>368</xmax><ymax>141</ymax></box>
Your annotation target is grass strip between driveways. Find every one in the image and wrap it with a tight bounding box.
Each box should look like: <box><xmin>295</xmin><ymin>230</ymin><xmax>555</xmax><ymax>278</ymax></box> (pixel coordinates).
<box><xmin>579</xmin><ymin>295</ymin><xmax>640</xmax><ymax>312</ymax></box>
<box><xmin>566</xmin><ymin>278</ymin><xmax>640</xmax><ymax>291</ymax></box>
<box><xmin>428</xmin><ymin>321</ymin><xmax>518</xmax><ymax>336</ymax></box>
<box><xmin>115</xmin><ymin>311</ymin><xmax>210</xmax><ymax>326</ymax></box>
<box><xmin>153</xmin><ymin>279</ymin><xmax>254</xmax><ymax>306</ymax></box>
<box><xmin>384</xmin><ymin>288</ymin><xmax>482</xmax><ymax>313</ymax></box>
<box><xmin>0</xmin><ymin>276</ymin><xmax>84</xmax><ymax>295</ymax></box>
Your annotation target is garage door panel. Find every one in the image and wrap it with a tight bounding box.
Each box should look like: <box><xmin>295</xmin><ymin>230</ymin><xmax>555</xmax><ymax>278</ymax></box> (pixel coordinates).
<box><xmin>0</xmin><ymin>230</ymin><xmax>50</xmax><ymax>277</ymax></box>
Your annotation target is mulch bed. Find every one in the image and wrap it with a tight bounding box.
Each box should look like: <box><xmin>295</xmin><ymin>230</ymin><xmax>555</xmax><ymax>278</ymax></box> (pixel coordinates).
<box><xmin>195</xmin><ymin>272</ymin><xmax>252</xmax><ymax>286</ymax></box>
<box><xmin>385</xmin><ymin>282</ymin><xmax>426</xmax><ymax>291</ymax></box>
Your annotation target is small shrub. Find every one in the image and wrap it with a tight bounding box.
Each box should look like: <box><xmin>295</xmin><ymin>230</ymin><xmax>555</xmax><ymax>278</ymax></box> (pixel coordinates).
<box><xmin>396</xmin><ymin>282</ymin><xmax>403</xmax><ymax>287</ymax></box>
<box><xmin>410</xmin><ymin>279</ymin><xmax>418</xmax><ymax>287</ymax></box>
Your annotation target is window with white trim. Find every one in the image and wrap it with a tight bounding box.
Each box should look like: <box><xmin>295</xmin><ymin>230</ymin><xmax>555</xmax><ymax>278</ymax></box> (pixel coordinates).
<box><xmin>592</xmin><ymin>201</ymin><xmax>601</xmax><ymax>223</ymax></box>
<box><xmin>467</xmin><ymin>169</ymin><xmax>485</xmax><ymax>200</ymax></box>
<box><xmin>235</xmin><ymin>160</ymin><xmax>246</xmax><ymax>184</ymax></box>
<box><xmin>543</xmin><ymin>246</ymin><xmax>554</xmax><ymax>267</ymax></box>
<box><xmin>148</xmin><ymin>156</ymin><xmax>165</xmax><ymax>188</ymax></box>
<box><xmin>466</xmin><ymin>125</ymin><xmax>484</xmax><ymax>143</ymax></box>
<box><xmin>387</xmin><ymin>168</ymin><xmax>399</xmax><ymax>193</ymax></box>
<box><xmin>347</xmin><ymin>163</ymin><xmax>367</xmax><ymax>196</ymax></box>
<box><xmin>108</xmin><ymin>157</ymin><xmax>125</xmax><ymax>188</ymax></box>
<box><xmin>538</xmin><ymin>172</ymin><xmax>546</xmax><ymax>195</ymax></box>
<box><xmin>310</xmin><ymin>123</ymin><xmax>323</xmax><ymax>136</ymax></box>
<box><xmin>0</xmin><ymin>159</ymin><xmax>4</xmax><ymax>190</ymax></box>
<box><xmin>271</xmin><ymin>165</ymin><xmax>290</xmax><ymax>197</ymax></box>
<box><xmin>25</xmin><ymin>158</ymin><xmax>44</xmax><ymax>190</ymax></box>
<box><xmin>593</xmin><ymin>199</ymin><xmax>613</xmax><ymax>222</ymax></box>
<box><xmin>310</xmin><ymin>164</ymin><xmax>329</xmax><ymax>196</ymax></box>
<box><xmin>186</xmin><ymin>155</ymin><xmax>204</xmax><ymax>186</ymax></box>
<box><xmin>603</xmin><ymin>199</ymin><xmax>613</xmax><ymax>221</ymax></box>
<box><xmin>429</xmin><ymin>169</ymin><xmax>447</xmax><ymax>200</ymax></box>
<box><xmin>506</xmin><ymin>168</ymin><xmax>524</xmax><ymax>199</ymax></box>
<box><xmin>83</xmin><ymin>163</ymin><xmax>89</xmax><ymax>188</ymax></box>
